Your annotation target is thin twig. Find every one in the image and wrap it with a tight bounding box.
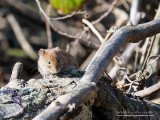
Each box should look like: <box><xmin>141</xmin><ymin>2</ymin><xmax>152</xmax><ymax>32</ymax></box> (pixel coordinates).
<box><xmin>139</xmin><ymin>38</ymin><xmax>150</xmax><ymax>66</ymax></box>
<box><xmin>148</xmin><ymin>55</ymin><xmax>160</xmax><ymax>62</ymax></box>
<box><xmin>141</xmin><ymin>3</ymin><xmax>160</xmax><ymax>72</ymax></box>
<box><xmin>129</xmin><ymin>71</ymin><xmax>141</xmax><ymax>79</ymax></box>
<box><xmin>36</xmin><ymin>0</ymin><xmax>86</xmax><ymax>21</ymax></box>
<box><xmin>45</xmin><ymin>4</ymin><xmax>53</xmax><ymax>48</ymax></box>
<box><xmin>50</xmin><ymin>11</ymin><xmax>87</xmax><ymax>21</ymax></box>
<box><xmin>91</xmin><ymin>0</ymin><xmax>117</xmax><ymax>25</ymax></box>
<box><xmin>80</xmin><ymin>0</ymin><xmax>117</xmax><ymax>41</ymax></box>
<box><xmin>87</xmin><ymin>1</ymin><xmax>128</xmax><ymax>27</ymax></box>
<box><xmin>133</xmin><ymin>81</ymin><xmax>160</xmax><ymax>97</ymax></box>
<box><xmin>7</xmin><ymin>14</ymin><xmax>38</xmax><ymax>60</ymax></box>
<box><xmin>117</xmin><ymin>67</ymin><xmax>139</xmax><ymax>84</ymax></box>
<box><xmin>119</xmin><ymin>0</ymin><xmax>130</xmax><ymax>11</ymax></box>
<box><xmin>82</xmin><ymin>19</ymin><xmax>104</xmax><ymax>43</ymax></box>
<box><xmin>126</xmin><ymin>82</ymin><xmax>133</xmax><ymax>93</ymax></box>
<box><xmin>115</xmin><ymin>67</ymin><xmax>140</xmax><ymax>93</ymax></box>
<box><xmin>35</xmin><ymin>0</ymin><xmax>79</xmax><ymax>38</ymax></box>
<box><xmin>35</xmin><ymin>0</ymin><xmax>99</xmax><ymax>50</ymax></box>
<box><xmin>104</xmin><ymin>26</ymin><xmax>117</xmax><ymax>41</ymax></box>
<box><xmin>133</xmin><ymin>46</ymin><xmax>140</xmax><ymax>72</ymax></box>
<box><xmin>142</xmin><ymin>35</ymin><xmax>156</xmax><ymax>72</ymax></box>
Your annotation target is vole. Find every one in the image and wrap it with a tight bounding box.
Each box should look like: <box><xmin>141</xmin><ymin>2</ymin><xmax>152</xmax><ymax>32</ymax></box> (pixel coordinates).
<box><xmin>38</xmin><ymin>47</ymin><xmax>78</xmax><ymax>78</ymax></box>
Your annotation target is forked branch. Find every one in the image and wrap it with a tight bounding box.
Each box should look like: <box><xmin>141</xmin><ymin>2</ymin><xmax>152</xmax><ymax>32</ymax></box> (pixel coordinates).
<box><xmin>34</xmin><ymin>18</ymin><xmax>160</xmax><ymax>120</ymax></box>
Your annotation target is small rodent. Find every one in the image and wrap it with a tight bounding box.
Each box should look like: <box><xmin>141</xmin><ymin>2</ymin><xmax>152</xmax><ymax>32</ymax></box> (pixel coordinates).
<box><xmin>38</xmin><ymin>47</ymin><xmax>78</xmax><ymax>77</ymax></box>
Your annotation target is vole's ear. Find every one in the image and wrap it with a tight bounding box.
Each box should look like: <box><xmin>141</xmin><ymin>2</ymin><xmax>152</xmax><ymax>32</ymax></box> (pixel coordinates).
<box><xmin>38</xmin><ymin>49</ymin><xmax>46</xmax><ymax>56</ymax></box>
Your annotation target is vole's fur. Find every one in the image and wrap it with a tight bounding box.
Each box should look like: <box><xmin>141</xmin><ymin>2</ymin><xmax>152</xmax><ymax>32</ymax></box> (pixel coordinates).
<box><xmin>38</xmin><ymin>47</ymin><xmax>78</xmax><ymax>77</ymax></box>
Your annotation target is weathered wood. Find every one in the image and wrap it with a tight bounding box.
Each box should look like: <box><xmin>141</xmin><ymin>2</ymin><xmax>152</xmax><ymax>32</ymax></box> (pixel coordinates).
<box><xmin>82</xmin><ymin>18</ymin><xmax>160</xmax><ymax>83</ymax></box>
<box><xmin>10</xmin><ymin>62</ymin><xmax>23</xmax><ymax>80</ymax></box>
<box><xmin>133</xmin><ymin>81</ymin><xmax>160</xmax><ymax>98</ymax></box>
<box><xmin>34</xmin><ymin>18</ymin><xmax>160</xmax><ymax>120</ymax></box>
<box><xmin>33</xmin><ymin>82</ymin><xmax>97</xmax><ymax>120</ymax></box>
<box><xmin>94</xmin><ymin>80</ymin><xmax>160</xmax><ymax>120</ymax></box>
<box><xmin>0</xmin><ymin>67</ymin><xmax>86</xmax><ymax>119</ymax></box>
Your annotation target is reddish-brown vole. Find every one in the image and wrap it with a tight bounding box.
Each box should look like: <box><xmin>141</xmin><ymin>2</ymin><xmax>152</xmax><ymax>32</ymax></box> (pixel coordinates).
<box><xmin>38</xmin><ymin>47</ymin><xmax>78</xmax><ymax>77</ymax></box>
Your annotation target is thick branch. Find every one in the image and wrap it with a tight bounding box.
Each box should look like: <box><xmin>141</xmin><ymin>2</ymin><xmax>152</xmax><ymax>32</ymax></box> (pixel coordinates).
<box><xmin>34</xmin><ymin>18</ymin><xmax>160</xmax><ymax>119</ymax></box>
<box><xmin>33</xmin><ymin>82</ymin><xmax>97</xmax><ymax>120</ymax></box>
<box><xmin>81</xmin><ymin>18</ymin><xmax>160</xmax><ymax>83</ymax></box>
<box><xmin>109</xmin><ymin>0</ymin><xmax>141</xmax><ymax>79</ymax></box>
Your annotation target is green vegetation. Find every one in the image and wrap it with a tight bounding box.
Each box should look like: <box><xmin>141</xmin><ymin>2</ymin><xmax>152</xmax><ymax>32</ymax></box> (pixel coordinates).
<box><xmin>5</xmin><ymin>48</ymin><xmax>29</xmax><ymax>58</ymax></box>
<box><xmin>50</xmin><ymin>0</ymin><xmax>86</xmax><ymax>14</ymax></box>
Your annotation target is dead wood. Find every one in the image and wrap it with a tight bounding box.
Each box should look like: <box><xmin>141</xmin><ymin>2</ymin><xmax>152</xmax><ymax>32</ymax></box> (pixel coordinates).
<box><xmin>82</xmin><ymin>18</ymin><xmax>160</xmax><ymax>83</ymax></box>
<box><xmin>93</xmin><ymin>79</ymin><xmax>160</xmax><ymax>120</ymax></box>
<box><xmin>133</xmin><ymin>81</ymin><xmax>160</xmax><ymax>98</ymax></box>
<box><xmin>0</xmin><ymin>66</ymin><xmax>88</xmax><ymax>120</ymax></box>
<box><xmin>0</xmin><ymin>7</ymin><xmax>160</xmax><ymax>119</ymax></box>
<box><xmin>33</xmin><ymin>18</ymin><xmax>160</xmax><ymax>120</ymax></box>
<box><xmin>10</xmin><ymin>62</ymin><xmax>23</xmax><ymax>80</ymax></box>
<box><xmin>109</xmin><ymin>0</ymin><xmax>142</xmax><ymax>80</ymax></box>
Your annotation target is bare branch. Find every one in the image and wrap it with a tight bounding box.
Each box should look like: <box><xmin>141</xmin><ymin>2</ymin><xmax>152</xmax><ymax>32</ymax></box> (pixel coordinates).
<box><xmin>88</xmin><ymin>1</ymin><xmax>128</xmax><ymax>27</ymax></box>
<box><xmin>34</xmin><ymin>18</ymin><xmax>160</xmax><ymax>120</ymax></box>
<box><xmin>6</xmin><ymin>14</ymin><xmax>38</xmax><ymax>60</ymax></box>
<box><xmin>3</xmin><ymin>0</ymin><xmax>99</xmax><ymax>50</ymax></box>
<box><xmin>133</xmin><ymin>81</ymin><xmax>160</xmax><ymax>98</ymax></box>
<box><xmin>91</xmin><ymin>0</ymin><xmax>117</xmax><ymax>25</ymax></box>
<box><xmin>141</xmin><ymin>4</ymin><xmax>160</xmax><ymax>72</ymax></box>
<box><xmin>45</xmin><ymin>4</ymin><xmax>53</xmax><ymax>48</ymax></box>
<box><xmin>109</xmin><ymin>0</ymin><xmax>142</xmax><ymax>80</ymax></box>
<box><xmin>50</xmin><ymin>11</ymin><xmax>87</xmax><ymax>21</ymax></box>
<box><xmin>119</xmin><ymin>0</ymin><xmax>130</xmax><ymax>11</ymax></box>
<box><xmin>80</xmin><ymin>0</ymin><xmax>118</xmax><ymax>44</ymax></box>
<box><xmin>109</xmin><ymin>43</ymin><xmax>140</xmax><ymax>79</ymax></box>
<box><xmin>35</xmin><ymin>0</ymin><xmax>99</xmax><ymax>50</ymax></box>
<box><xmin>33</xmin><ymin>82</ymin><xmax>97</xmax><ymax>120</ymax></box>
<box><xmin>36</xmin><ymin>0</ymin><xmax>86</xmax><ymax>21</ymax></box>
<box><xmin>82</xmin><ymin>18</ymin><xmax>160</xmax><ymax>83</ymax></box>
<box><xmin>142</xmin><ymin>35</ymin><xmax>156</xmax><ymax>72</ymax></box>
<box><xmin>82</xmin><ymin>19</ymin><xmax>104</xmax><ymax>42</ymax></box>
<box><xmin>130</xmin><ymin>0</ymin><xmax>142</xmax><ymax>25</ymax></box>
<box><xmin>10</xmin><ymin>62</ymin><xmax>23</xmax><ymax>80</ymax></box>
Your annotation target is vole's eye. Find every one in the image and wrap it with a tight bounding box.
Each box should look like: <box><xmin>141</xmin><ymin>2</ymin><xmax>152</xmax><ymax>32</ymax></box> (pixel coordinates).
<box><xmin>48</xmin><ymin>60</ymin><xmax>51</xmax><ymax>65</ymax></box>
<box><xmin>57</xmin><ymin>60</ymin><xmax>60</xmax><ymax>63</ymax></box>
